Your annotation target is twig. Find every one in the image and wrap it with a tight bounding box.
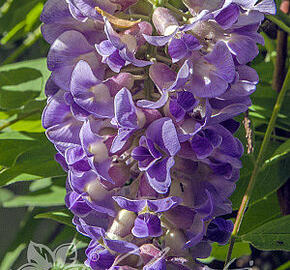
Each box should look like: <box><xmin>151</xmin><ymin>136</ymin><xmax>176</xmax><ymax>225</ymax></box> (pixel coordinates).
<box><xmin>272</xmin><ymin>30</ymin><xmax>288</xmax><ymax>91</ymax></box>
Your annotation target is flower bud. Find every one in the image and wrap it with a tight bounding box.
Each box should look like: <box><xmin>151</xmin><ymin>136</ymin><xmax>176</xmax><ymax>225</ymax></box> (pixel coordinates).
<box><xmin>164</xmin><ymin>229</ymin><xmax>189</xmax><ymax>256</ymax></box>
<box><xmin>85</xmin><ymin>179</ymin><xmax>111</xmax><ymax>202</ymax></box>
<box><xmin>107</xmin><ymin>209</ymin><xmax>137</xmax><ymax>239</ymax></box>
<box><xmin>152</xmin><ymin>7</ymin><xmax>179</xmax><ymax>35</ymax></box>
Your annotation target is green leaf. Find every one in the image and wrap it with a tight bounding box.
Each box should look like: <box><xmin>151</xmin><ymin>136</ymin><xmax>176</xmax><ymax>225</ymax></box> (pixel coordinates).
<box><xmin>242</xmin><ymin>215</ymin><xmax>290</xmax><ymax>251</ymax></box>
<box><xmin>29</xmin><ymin>178</ymin><xmax>52</xmax><ymax>192</ymax></box>
<box><xmin>34</xmin><ymin>210</ymin><xmax>74</xmax><ymax>227</ymax></box>
<box><xmin>2</xmin><ymin>185</ymin><xmax>66</xmax><ymax>207</ymax></box>
<box><xmin>211</xmin><ymin>242</ymin><xmax>251</xmax><ymax>262</ymax></box>
<box><xmin>0</xmin><ymin>208</ymin><xmax>38</xmax><ymax>270</ymax></box>
<box><xmin>0</xmin><ymin>188</ymin><xmax>13</xmax><ymax>205</ymax></box>
<box><xmin>239</xmin><ymin>193</ymin><xmax>282</xmax><ymax>235</ymax></box>
<box><xmin>0</xmin><ymin>0</ymin><xmax>41</xmax><ymax>39</ymax></box>
<box><xmin>0</xmin><ymin>68</ymin><xmax>42</xmax><ymax>109</ymax></box>
<box><xmin>0</xmin><ymin>131</ymin><xmax>36</xmax><ymax>167</ymax></box>
<box><xmin>25</xmin><ymin>2</ymin><xmax>43</xmax><ymax>32</ymax></box>
<box><xmin>264</xmin><ymin>139</ymin><xmax>290</xmax><ymax>166</ymax></box>
<box><xmin>0</xmin><ymin>139</ymin><xmax>65</xmax><ymax>187</ymax></box>
<box><xmin>0</xmin><ymin>58</ymin><xmax>50</xmax><ymax>109</ymax></box>
<box><xmin>230</xmin><ymin>156</ymin><xmax>290</xmax><ymax>210</ymax></box>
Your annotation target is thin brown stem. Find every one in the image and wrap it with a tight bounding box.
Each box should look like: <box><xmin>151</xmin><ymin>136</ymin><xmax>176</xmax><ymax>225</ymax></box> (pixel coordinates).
<box><xmin>272</xmin><ymin>30</ymin><xmax>288</xmax><ymax>92</ymax></box>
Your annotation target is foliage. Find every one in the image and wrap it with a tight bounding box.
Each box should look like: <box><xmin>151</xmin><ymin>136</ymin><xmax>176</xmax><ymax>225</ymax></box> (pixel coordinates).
<box><xmin>0</xmin><ymin>0</ymin><xmax>289</xmax><ymax>269</ymax></box>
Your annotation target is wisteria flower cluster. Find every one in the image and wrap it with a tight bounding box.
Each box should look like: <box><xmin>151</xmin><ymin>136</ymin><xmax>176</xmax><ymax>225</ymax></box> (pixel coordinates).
<box><xmin>41</xmin><ymin>0</ymin><xmax>275</xmax><ymax>269</ymax></box>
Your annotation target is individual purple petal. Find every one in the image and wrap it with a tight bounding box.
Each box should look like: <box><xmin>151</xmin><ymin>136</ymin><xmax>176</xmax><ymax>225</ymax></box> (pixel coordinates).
<box><xmin>146</xmin><ymin>157</ymin><xmax>175</xmax><ymax>194</ymax></box>
<box><xmin>169</xmin><ymin>99</ymin><xmax>186</xmax><ymax>122</ymax></box>
<box><xmin>110</xmin><ymin>129</ymin><xmax>133</xmax><ymax>154</ymax></box>
<box><xmin>132</xmin><ymin>213</ymin><xmax>162</xmax><ymax>238</ymax></box>
<box><xmin>65</xmin><ymin>191</ymin><xmax>91</xmax><ymax>217</ymax></box>
<box><xmin>132</xmin><ymin>137</ymin><xmax>162</xmax><ymax>171</ymax></box>
<box><xmin>166</xmin><ymin>60</ymin><xmax>191</xmax><ymax>91</ymax></box>
<box><xmin>147</xmin><ymin>197</ymin><xmax>182</xmax><ymax>213</ymax></box>
<box><xmin>46</xmin><ymin>117</ymin><xmax>82</xmax><ymax>148</ymax></box>
<box><xmin>253</xmin><ymin>0</ymin><xmax>276</xmax><ymax>14</ymax></box>
<box><xmin>47</xmin><ymin>30</ymin><xmax>104</xmax><ymax>90</ymax></box>
<box><xmin>196</xmin><ymin>190</ymin><xmax>214</xmax><ymax>219</ymax></box>
<box><xmin>67</xmin><ymin>0</ymin><xmax>118</xmax><ymax>21</ymax></box>
<box><xmin>143</xmin><ymin>33</ymin><xmax>175</xmax><ymax>47</ymax></box>
<box><xmin>103</xmin><ymin>238</ymin><xmax>139</xmax><ymax>254</ymax></box>
<box><xmin>206</xmin><ymin>218</ymin><xmax>234</xmax><ymax>244</ymax></box>
<box><xmin>96</xmin><ymin>40</ymin><xmax>116</xmax><ymax>56</ymax></box>
<box><xmin>149</xmin><ymin>62</ymin><xmax>177</xmax><ymax>91</ymax></box>
<box><xmin>114</xmin><ymin>88</ymin><xmax>137</xmax><ymax>129</ymax></box>
<box><xmin>215</xmin><ymin>3</ymin><xmax>240</xmax><ymax>29</ymax></box>
<box><xmin>205</xmin><ymin>41</ymin><xmax>235</xmax><ymax>83</ymax></box>
<box><xmin>227</xmin><ymin>34</ymin><xmax>259</xmax><ymax>64</ymax></box>
<box><xmin>42</xmin><ymin>90</ymin><xmax>71</xmax><ymax>129</ymax></box>
<box><xmin>65</xmin><ymin>146</ymin><xmax>90</xmax><ymax>173</ymax></box>
<box><xmin>178</xmin><ymin>91</ymin><xmax>197</xmax><ymax>111</ymax></box>
<box><xmin>107</xmin><ymin>50</ymin><xmax>127</xmax><ymax>73</ymax></box>
<box><xmin>137</xmin><ymin>92</ymin><xmax>169</xmax><ymax>109</ymax></box>
<box><xmin>168</xmin><ymin>38</ymin><xmax>188</xmax><ymax>63</ymax></box>
<box><xmin>80</xmin><ymin>119</ymin><xmax>113</xmax><ymax>183</ymax></box>
<box><xmin>164</xmin><ymin>206</ymin><xmax>196</xmax><ymax>230</ymax></box>
<box><xmin>191</xmin><ymin>135</ymin><xmax>214</xmax><ymax>159</ymax></box>
<box><xmin>85</xmin><ymin>242</ymin><xmax>115</xmax><ymax>270</ymax></box>
<box><xmin>234</xmin><ymin>0</ymin><xmax>276</xmax><ymax>14</ymax></box>
<box><xmin>168</xmin><ymin>34</ymin><xmax>201</xmax><ymax>63</ymax></box>
<box><xmin>146</xmin><ymin>118</ymin><xmax>181</xmax><ymax>156</ymax></box>
<box><xmin>71</xmin><ymin>60</ymin><xmax>114</xmax><ymax>118</ymax></box>
<box><xmin>112</xmin><ymin>196</ymin><xmax>146</xmax><ymax>213</ymax></box>
<box><xmin>120</xmin><ymin>49</ymin><xmax>153</xmax><ymax>68</ymax></box>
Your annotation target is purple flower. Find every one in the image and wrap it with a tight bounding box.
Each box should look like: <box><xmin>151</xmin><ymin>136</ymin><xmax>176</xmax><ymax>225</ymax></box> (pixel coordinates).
<box><xmin>66</xmin><ymin>0</ymin><xmax>118</xmax><ymax>21</ymax></box>
<box><xmin>85</xmin><ymin>241</ymin><xmax>115</xmax><ymax>270</ymax></box>
<box><xmin>206</xmin><ymin>218</ymin><xmax>234</xmax><ymax>244</ymax></box>
<box><xmin>110</xmin><ymin>88</ymin><xmax>146</xmax><ymax>153</ymax></box>
<box><xmin>132</xmin><ymin>118</ymin><xmax>181</xmax><ymax>193</ymax></box>
<box><xmin>168</xmin><ymin>34</ymin><xmax>202</xmax><ymax>63</ymax></box>
<box><xmin>80</xmin><ymin>118</ymin><xmax>115</xmax><ymax>183</ymax></box>
<box><xmin>41</xmin><ymin>0</ymin><xmax>276</xmax><ymax>267</ymax></box>
<box><xmin>47</xmin><ymin>30</ymin><xmax>105</xmax><ymax>90</ymax></box>
<box><xmin>70</xmin><ymin>60</ymin><xmax>114</xmax><ymax>118</ymax></box>
<box><xmin>143</xmin><ymin>7</ymin><xmax>203</xmax><ymax>62</ymax></box>
<box><xmin>40</xmin><ymin>0</ymin><xmax>105</xmax><ymax>45</ymax></box>
<box><xmin>96</xmin><ymin>18</ymin><xmax>152</xmax><ymax>73</ymax></box>
<box><xmin>113</xmin><ymin>196</ymin><xmax>182</xmax><ymax>238</ymax></box>
<box><xmin>186</xmin><ymin>41</ymin><xmax>236</xmax><ymax>98</ymax></box>
<box><xmin>233</xmin><ymin>0</ymin><xmax>276</xmax><ymax>15</ymax></box>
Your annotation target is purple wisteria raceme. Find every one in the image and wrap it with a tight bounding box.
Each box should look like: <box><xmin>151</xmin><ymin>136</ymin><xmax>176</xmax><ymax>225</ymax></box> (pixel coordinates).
<box><xmin>41</xmin><ymin>0</ymin><xmax>276</xmax><ymax>269</ymax></box>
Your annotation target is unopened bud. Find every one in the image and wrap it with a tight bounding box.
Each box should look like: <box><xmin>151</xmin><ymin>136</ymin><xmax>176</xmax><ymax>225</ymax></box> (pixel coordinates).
<box><xmin>152</xmin><ymin>7</ymin><xmax>179</xmax><ymax>35</ymax></box>
<box><xmin>164</xmin><ymin>229</ymin><xmax>189</xmax><ymax>256</ymax></box>
<box><xmin>85</xmin><ymin>179</ymin><xmax>110</xmax><ymax>202</ymax></box>
<box><xmin>108</xmin><ymin>209</ymin><xmax>137</xmax><ymax>238</ymax></box>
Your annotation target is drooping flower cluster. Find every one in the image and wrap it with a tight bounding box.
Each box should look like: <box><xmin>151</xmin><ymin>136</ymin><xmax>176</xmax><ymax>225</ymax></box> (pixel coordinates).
<box><xmin>41</xmin><ymin>0</ymin><xmax>275</xmax><ymax>269</ymax></box>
